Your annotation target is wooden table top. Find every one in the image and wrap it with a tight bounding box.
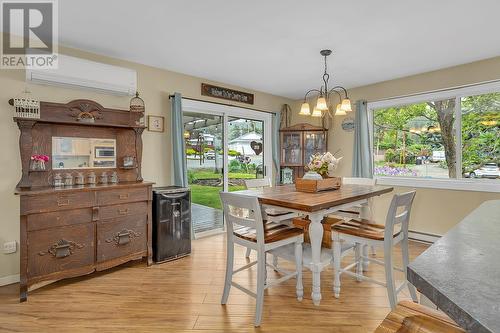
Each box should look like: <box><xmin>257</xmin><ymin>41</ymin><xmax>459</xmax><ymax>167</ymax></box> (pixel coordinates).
<box><xmin>236</xmin><ymin>184</ymin><xmax>393</xmax><ymax>212</ymax></box>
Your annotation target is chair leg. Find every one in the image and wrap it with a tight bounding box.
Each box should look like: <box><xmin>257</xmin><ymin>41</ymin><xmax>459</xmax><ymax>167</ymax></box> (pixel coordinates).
<box><xmin>362</xmin><ymin>244</ymin><xmax>369</xmax><ymax>271</ymax></box>
<box><xmin>272</xmin><ymin>255</ymin><xmax>278</xmax><ymax>271</ymax></box>
<box><xmin>221</xmin><ymin>241</ymin><xmax>234</xmax><ymax>305</ymax></box>
<box><xmin>384</xmin><ymin>247</ymin><xmax>397</xmax><ymax>310</ymax></box>
<box><xmin>355</xmin><ymin>243</ymin><xmax>363</xmax><ymax>281</ymax></box>
<box><xmin>371</xmin><ymin>245</ymin><xmax>376</xmax><ymax>256</ymax></box>
<box><xmin>294</xmin><ymin>241</ymin><xmax>303</xmax><ymax>301</ymax></box>
<box><xmin>402</xmin><ymin>237</ymin><xmax>418</xmax><ymax>302</ymax></box>
<box><xmin>255</xmin><ymin>249</ymin><xmax>266</xmax><ymax>327</ymax></box>
<box><xmin>333</xmin><ymin>232</ymin><xmax>342</xmax><ymax>298</ymax></box>
<box><xmin>245</xmin><ymin>247</ymin><xmax>251</xmax><ymax>258</ymax></box>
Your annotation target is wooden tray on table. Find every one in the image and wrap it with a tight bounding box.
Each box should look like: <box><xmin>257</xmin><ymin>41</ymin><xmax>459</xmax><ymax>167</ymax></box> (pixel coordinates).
<box><xmin>295</xmin><ymin>177</ymin><xmax>342</xmax><ymax>193</ymax></box>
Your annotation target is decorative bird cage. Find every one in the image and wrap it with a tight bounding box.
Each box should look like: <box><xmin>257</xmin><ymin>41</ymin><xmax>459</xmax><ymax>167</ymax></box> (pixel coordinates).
<box><xmin>130</xmin><ymin>91</ymin><xmax>145</xmax><ymax>126</ymax></box>
<box><xmin>13</xmin><ymin>89</ymin><xmax>40</xmax><ymax>119</ymax></box>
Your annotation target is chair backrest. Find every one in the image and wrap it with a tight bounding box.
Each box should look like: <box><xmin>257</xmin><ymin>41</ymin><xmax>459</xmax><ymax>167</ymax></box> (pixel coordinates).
<box><xmin>220</xmin><ymin>191</ymin><xmax>265</xmax><ymax>244</ymax></box>
<box><xmin>384</xmin><ymin>191</ymin><xmax>416</xmax><ymax>241</ymax></box>
<box><xmin>244</xmin><ymin>177</ymin><xmax>271</xmax><ymax>190</ymax></box>
<box><xmin>342</xmin><ymin>177</ymin><xmax>377</xmax><ymax>186</ymax></box>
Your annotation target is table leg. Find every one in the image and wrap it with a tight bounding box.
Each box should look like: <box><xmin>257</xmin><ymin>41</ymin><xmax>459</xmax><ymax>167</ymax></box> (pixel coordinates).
<box><xmin>308</xmin><ymin>213</ymin><xmax>323</xmax><ymax>306</ymax></box>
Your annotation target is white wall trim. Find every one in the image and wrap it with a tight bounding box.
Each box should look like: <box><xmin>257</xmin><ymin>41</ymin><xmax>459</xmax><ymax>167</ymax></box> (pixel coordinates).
<box><xmin>0</xmin><ymin>274</ymin><xmax>20</xmax><ymax>286</ymax></box>
<box><xmin>376</xmin><ymin>176</ymin><xmax>500</xmax><ymax>193</ymax></box>
<box><xmin>408</xmin><ymin>230</ymin><xmax>441</xmax><ymax>244</ymax></box>
<box><xmin>367</xmin><ymin>80</ymin><xmax>500</xmax><ymax>110</ymax></box>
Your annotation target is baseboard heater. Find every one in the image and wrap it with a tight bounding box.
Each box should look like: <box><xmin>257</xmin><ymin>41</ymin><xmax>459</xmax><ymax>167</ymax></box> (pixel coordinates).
<box><xmin>408</xmin><ymin>230</ymin><xmax>441</xmax><ymax>244</ymax></box>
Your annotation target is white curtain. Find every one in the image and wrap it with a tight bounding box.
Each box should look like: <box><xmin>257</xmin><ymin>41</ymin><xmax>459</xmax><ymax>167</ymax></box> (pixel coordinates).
<box><xmin>352</xmin><ymin>100</ymin><xmax>373</xmax><ymax>178</ymax></box>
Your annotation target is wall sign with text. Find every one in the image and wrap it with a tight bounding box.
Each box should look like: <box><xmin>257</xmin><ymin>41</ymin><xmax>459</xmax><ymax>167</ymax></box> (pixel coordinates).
<box><xmin>201</xmin><ymin>83</ymin><xmax>254</xmax><ymax>105</ymax></box>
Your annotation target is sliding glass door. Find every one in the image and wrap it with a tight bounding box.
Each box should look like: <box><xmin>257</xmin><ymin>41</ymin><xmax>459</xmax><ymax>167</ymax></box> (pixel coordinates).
<box><xmin>182</xmin><ymin>100</ymin><xmax>272</xmax><ymax>237</ymax></box>
<box><xmin>183</xmin><ymin>112</ymin><xmax>224</xmax><ymax>235</ymax></box>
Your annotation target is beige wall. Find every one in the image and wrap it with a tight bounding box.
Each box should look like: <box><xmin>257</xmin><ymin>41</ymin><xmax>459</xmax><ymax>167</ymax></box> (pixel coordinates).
<box><xmin>0</xmin><ymin>46</ymin><xmax>293</xmax><ymax>280</ymax></box>
<box><xmin>292</xmin><ymin>56</ymin><xmax>500</xmax><ymax>236</ymax></box>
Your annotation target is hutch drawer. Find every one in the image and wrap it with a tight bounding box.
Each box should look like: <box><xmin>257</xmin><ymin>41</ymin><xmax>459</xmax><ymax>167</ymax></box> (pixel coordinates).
<box><xmin>27</xmin><ymin>208</ymin><xmax>94</xmax><ymax>231</ymax></box>
<box><xmin>96</xmin><ymin>215</ymin><xmax>147</xmax><ymax>263</ymax></box>
<box><xmin>27</xmin><ymin>223</ymin><xmax>95</xmax><ymax>278</ymax></box>
<box><xmin>98</xmin><ymin>187</ymin><xmax>148</xmax><ymax>206</ymax></box>
<box><xmin>98</xmin><ymin>201</ymin><xmax>148</xmax><ymax>221</ymax></box>
<box><xmin>21</xmin><ymin>191</ymin><xmax>95</xmax><ymax>214</ymax></box>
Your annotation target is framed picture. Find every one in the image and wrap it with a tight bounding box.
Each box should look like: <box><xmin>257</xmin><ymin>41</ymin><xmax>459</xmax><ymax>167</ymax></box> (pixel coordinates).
<box><xmin>148</xmin><ymin>115</ymin><xmax>164</xmax><ymax>132</ymax></box>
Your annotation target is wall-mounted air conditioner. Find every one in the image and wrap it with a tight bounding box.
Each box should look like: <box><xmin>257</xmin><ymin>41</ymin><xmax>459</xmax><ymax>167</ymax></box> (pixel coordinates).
<box><xmin>26</xmin><ymin>54</ymin><xmax>137</xmax><ymax>96</ymax></box>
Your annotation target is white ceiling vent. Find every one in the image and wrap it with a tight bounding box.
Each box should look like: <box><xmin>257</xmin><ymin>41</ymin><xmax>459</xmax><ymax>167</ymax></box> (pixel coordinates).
<box><xmin>26</xmin><ymin>54</ymin><xmax>137</xmax><ymax>96</ymax></box>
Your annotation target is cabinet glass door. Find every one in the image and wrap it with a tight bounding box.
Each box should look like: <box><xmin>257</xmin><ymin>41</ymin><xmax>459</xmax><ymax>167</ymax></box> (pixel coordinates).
<box><xmin>304</xmin><ymin>131</ymin><xmax>326</xmax><ymax>163</ymax></box>
<box><xmin>281</xmin><ymin>132</ymin><xmax>303</xmax><ymax>166</ymax></box>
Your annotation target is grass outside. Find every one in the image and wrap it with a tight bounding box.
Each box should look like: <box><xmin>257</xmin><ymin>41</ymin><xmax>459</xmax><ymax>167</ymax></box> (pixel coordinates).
<box><xmin>190</xmin><ymin>170</ymin><xmax>256</xmax><ymax>180</ymax></box>
<box><xmin>189</xmin><ymin>184</ymin><xmax>245</xmax><ymax>210</ymax></box>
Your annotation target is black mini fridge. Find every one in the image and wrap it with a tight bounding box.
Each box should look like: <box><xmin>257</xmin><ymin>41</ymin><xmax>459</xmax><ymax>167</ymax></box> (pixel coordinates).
<box><xmin>152</xmin><ymin>186</ymin><xmax>191</xmax><ymax>263</ymax></box>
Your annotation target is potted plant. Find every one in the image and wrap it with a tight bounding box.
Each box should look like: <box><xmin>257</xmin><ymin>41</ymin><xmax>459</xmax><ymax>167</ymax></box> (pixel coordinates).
<box><xmin>30</xmin><ymin>154</ymin><xmax>49</xmax><ymax>171</ymax></box>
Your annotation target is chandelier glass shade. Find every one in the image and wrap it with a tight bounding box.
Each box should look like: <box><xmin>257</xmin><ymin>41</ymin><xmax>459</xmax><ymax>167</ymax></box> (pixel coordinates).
<box><xmin>300</xmin><ymin>49</ymin><xmax>352</xmax><ymax>118</ymax></box>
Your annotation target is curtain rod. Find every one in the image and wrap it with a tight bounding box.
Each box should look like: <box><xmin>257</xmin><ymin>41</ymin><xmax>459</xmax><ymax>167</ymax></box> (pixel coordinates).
<box><xmin>168</xmin><ymin>94</ymin><xmax>278</xmax><ymax>115</ymax></box>
<box><xmin>366</xmin><ymin>79</ymin><xmax>500</xmax><ymax>104</ymax></box>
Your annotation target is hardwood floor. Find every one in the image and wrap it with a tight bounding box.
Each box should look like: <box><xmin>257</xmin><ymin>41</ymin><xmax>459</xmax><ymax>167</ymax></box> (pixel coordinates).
<box><xmin>0</xmin><ymin>234</ymin><xmax>428</xmax><ymax>332</ymax></box>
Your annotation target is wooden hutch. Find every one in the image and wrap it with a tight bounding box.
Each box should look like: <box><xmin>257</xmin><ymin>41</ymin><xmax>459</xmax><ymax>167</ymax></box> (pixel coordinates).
<box><xmin>13</xmin><ymin>99</ymin><xmax>153</xmax><ymax>302</ymax></box>
<box><xmin>279</xmin><ymin>123</ymin><xmax>327</xmax><ymax>182</ymax></box>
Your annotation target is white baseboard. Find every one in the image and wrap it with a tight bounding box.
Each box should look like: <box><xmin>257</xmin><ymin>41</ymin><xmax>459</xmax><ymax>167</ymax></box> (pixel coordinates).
<box><xmin>409</xmin><ymin>230</ymin><xmax>441</xmax><ymax>244</ymax></box>
<box><xmin>0</xmin><ymin>274</ymin><xmax>20</xmax><ymax>286</ymax></box>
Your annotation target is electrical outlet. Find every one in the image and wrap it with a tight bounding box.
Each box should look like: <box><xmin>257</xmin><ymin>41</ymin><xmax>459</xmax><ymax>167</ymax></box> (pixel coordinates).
<box><xmin>3</xmin><ymin>241</ymin><xmax>17</xmax><ymax>254</ymax></box>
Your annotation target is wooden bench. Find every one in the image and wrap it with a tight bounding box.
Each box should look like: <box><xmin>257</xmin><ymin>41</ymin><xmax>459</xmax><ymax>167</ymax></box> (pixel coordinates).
<box><xmin>374</xmin><ymin>301</ymin><xmax>465</xmax><ymax>332</ymax></box>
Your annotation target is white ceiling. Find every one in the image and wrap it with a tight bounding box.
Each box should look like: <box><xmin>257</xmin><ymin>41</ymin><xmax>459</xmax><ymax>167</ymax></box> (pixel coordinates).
<box><xmin>58</xmin><ymin>0</ymin><xmax>500</xmax><ymax>99</ymax></box>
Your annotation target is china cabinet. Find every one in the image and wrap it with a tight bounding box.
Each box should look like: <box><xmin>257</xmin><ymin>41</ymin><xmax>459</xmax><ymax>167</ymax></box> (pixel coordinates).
<box><xmin>279</xmin><ymin>123</ymin><xmax>327</xmax><ymax>182</ymax></box>
<box><xmin>12</xmin><ymin>99</ymin><xmax>152</xmax><ymax>302</ymax></box>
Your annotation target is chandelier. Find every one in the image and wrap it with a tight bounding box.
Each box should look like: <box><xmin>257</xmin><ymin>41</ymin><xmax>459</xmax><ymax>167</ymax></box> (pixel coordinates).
<box><xmin>299</xmin><ymin>49</ymin><xmax>352</xmax><ymax>118</ymax></box>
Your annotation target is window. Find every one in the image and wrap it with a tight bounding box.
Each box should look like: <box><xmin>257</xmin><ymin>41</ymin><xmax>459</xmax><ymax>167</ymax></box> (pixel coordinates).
<box><xmin>369</xmin><ymin>82</ymin><xmax>500</xmax><ymax>192</ymax></box>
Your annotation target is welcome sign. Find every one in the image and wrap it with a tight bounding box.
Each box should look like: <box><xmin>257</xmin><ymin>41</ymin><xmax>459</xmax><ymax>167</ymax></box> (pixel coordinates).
<box><xmin>201</xmin><ymin>83</ymin><xmax>254</xmax><ymax>105</ymax></box>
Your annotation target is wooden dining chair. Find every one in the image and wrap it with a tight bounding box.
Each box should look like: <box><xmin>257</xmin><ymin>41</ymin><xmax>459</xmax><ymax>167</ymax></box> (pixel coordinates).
<box><xmin>243</xmin><ymin>177</ymin><xmax>298</xmax><ymax>261</ymax></box>
<box><xmin>332</xmin><ymin>191</ymin><xmax>418</xmax><ymax>310</ymax></box>
<box><xmin>333</xmin><ymin>177</ymin><xmax>377</xmax><ymax>268</ymax></box>
<box><xmin>220</xmin><ymin>191</ymin><xmax>304</xmax><ymax>327</ymax></box>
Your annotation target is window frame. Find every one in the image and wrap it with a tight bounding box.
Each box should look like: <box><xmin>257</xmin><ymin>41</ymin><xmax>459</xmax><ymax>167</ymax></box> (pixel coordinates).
<box><xmin>367</xmin><ymin>80</ymin><xmax>500</xmax><ymax>193</ymax></box>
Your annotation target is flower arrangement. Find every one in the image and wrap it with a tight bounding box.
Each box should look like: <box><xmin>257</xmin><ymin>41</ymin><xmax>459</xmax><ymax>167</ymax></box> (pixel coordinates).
<box><xmin>307</xmin><ymin>152</ymin><xmax>342</xmax><ymax>178</ymax></box>
<box><xmin>31</xmin><ymin>154</ymin><xmax>49</xmax><ymax>171</ymax></box>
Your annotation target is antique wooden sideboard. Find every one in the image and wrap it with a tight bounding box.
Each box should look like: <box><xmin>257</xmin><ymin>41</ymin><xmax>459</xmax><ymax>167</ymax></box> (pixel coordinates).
<box><xmin>13</xmin><ymin>99</ymin><xmax>153</xmax><ymax>301</ymax></box>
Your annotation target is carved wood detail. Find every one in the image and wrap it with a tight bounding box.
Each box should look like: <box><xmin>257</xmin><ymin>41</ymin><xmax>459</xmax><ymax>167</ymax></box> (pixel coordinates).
<box><xmin>16</xmin><ymin>120</ymin><xmax>37</xmax><ymax>188</ymax></box>
<box><xmin>38</xmin><ymin>239</ymin><xmax>85</xmax><ymax>258</ymax></box>
<box><xmin>134</xmin><ymin>127</ymin><xmax>144</xmax><ymax>181</ymax></box>
<box><xmin>105</xmin><ymin>229</ymin><xmax>141</xmax><ymax>246</ymax></box>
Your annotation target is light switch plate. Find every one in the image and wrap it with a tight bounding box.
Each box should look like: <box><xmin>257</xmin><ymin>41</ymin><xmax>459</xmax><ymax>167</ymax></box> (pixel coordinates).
<box><xmin>3</xmin><ymin>241</ymin><xmax>17</xmax><ymax>254</ymax></box>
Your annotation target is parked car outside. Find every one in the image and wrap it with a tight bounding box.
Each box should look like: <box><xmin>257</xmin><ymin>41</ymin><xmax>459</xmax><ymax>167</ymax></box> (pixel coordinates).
<box><xmin>429</xmin><ymin>150</ymin><xmax>445</xmax><ymax>163</ymax></box>
<box><xmin>469</xmin><ymin>163</ymin><xmax>500</xmax><ymax>179</ymax></box>
<box><xmin>204</xmin><ymin>150</ymin><xmax>215</xmax><ymax>160</ymax></box>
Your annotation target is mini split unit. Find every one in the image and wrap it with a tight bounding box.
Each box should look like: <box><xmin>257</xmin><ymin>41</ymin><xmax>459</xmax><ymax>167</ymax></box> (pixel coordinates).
<box><xmin>26</xmin><ymin>54</ymin><xmax>137</xmax><ymax>96</ymax></box>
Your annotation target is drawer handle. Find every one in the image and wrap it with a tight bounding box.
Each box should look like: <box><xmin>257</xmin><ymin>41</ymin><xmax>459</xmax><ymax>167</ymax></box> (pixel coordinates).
<box><xmin>38</xmin><ymin>239</ymin><xmax>84</xmax><ymax>258</ymax></box>
<box><xmin>118</xmin><ymin>208</ymin><xmax>129</xmax><ymax>215</ymax></box>
<box><xmin>119</xmin><ymin>193</ymin><xmax>129</xmax><ymax>200</ymax></box>
<box><xmin>106</xmin><ymin>229</ymin><xmax>141</xmax><ymax>246</ymax></box>
<box><xmin>57</xmin><ymin>199</ymin><xmax>70</xmax><ymax>206</ymax></box>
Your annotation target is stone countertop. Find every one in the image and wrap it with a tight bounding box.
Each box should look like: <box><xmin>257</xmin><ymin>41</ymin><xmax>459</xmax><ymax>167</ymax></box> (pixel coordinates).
<box><xmin>407</xmin><ymin>200</ymin><xmax>500</xmax><ymax>333</ymax></box>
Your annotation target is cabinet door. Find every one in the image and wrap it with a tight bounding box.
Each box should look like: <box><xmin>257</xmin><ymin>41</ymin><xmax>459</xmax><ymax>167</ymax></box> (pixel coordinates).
<box><xmin>304</xmin><ymin>131</ymin><xmax>326</xmax><ymax>163</ymax></box>
<box><xmin>280</xmin><ymin>132</ymin><xmax>303</xmax><ymax>166</ymax></box>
